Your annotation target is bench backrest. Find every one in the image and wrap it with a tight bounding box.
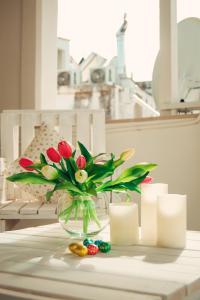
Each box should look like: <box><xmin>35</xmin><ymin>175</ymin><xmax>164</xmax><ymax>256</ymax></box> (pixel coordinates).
<box><xmin>0</xmin><ymin>109</ymin><xmax>105</xmax><ymax>201</ymax></box>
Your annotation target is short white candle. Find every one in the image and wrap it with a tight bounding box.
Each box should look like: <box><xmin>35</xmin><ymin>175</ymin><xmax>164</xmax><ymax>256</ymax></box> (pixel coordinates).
<box><xmin>109</xmin><ymin>202</ymin><xmax>139</xmax><ymax>245</ymax></box>
<box><xmin>141</xmin><ymin>183</ymin><xmax>168</xmax><ymax>245</ymax></box>
<box><xmin>157</xmin><ymin>194</ymin><xmax>187</xmax><ymax>248</ymax></box>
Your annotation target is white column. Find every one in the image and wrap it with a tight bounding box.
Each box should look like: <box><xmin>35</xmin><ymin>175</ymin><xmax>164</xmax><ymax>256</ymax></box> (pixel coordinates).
<box><xmin>35</xmin><ymin>0</ymin><xmax>58</xmax><ymax>109</ymax></box>
<box><xmin>111</xmin><ymin>86</ymin><xmax>120</xmax><ymax>119</ymax></box>
<box><xmin>90</xmin><ymin>86</ymin><xmax>100</xmax><ymax>109</ymax></box>
<box><xmin>116</xmin><ymin>33</ymin><xmax>126</xmax><ymax>76</ymax></box>
<box><xmin>158</xmin><ymin>0</ymin><xmax>178</xmax><ymax>109</ymax></box>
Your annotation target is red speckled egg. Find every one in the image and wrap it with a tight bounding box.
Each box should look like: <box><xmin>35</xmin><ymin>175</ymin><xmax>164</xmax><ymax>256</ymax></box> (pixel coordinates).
<box><xmin>87</xmin><ymin>244</ymin><xmax>99</xmax><ymax>255</ymax></box>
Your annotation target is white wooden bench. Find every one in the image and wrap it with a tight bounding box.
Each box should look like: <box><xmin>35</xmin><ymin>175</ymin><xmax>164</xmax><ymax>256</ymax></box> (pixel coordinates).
<box><xmin>0</xmin><ymin>109</ymin><xmax>105</xmax><ymax>231</ymax></box>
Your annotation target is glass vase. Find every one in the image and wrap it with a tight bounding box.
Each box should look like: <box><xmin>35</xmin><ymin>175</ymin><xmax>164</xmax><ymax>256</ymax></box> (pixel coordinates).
<box><xmin>57</xmin><ymin>192</ymin><xmax>110</xmax><ymax>238</ymax></box>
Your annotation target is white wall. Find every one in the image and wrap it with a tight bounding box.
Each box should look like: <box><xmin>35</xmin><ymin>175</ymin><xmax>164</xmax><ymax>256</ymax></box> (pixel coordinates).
<box><xmin>0</xmin><ymin>0</ymin><xmax>22</xmax><ymax>110</ymax></box>
<box><xmin>35</xmin><ymin>0</ymin><xmax>57</xmax><ymax>109</ymax></box>
<box><xmin>0</xmin><ymin>0</ymin><xmax>57</xmax><ymax>111</ymax></box>
<box><xmin>106</xmin><ymin>115</ymin><xmax>200</xmax><ymax>230</ymax></box>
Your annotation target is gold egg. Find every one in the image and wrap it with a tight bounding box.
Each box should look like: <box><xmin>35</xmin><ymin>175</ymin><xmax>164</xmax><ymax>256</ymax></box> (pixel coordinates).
<box><xmin>68</xmin><ymin>243</ymin><xmax>79</xmax><ymax>253</ymax></box>
<box><xmin>74</xmin><ymin>245</ymin><xmax>88</xmax><ymax>257</ymax></box>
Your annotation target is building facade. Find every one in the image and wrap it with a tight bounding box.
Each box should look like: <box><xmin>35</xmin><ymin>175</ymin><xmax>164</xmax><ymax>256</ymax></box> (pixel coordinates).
<box><xmin>57</xmin><ymin>16</ymin><xmax>158</xmax><ymax>119</ymax></box>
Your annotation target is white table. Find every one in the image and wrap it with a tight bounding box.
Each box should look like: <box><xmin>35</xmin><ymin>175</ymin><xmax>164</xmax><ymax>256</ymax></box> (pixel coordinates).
<box><xmin>0</xmin><ymin>224</ymin><xmax>200</xmax><ymax>300</ymax></box>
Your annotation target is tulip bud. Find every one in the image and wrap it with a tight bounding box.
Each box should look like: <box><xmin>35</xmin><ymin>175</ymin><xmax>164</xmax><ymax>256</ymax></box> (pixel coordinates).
<box><xmin>75</xmin><ymin>170</ymin><xmax>88</xmax><ymax>183</ymax></box>
<box><xmin>76</xmin><ymin>155</ymin><xmax>86</xmax><ymax>169</ymax></box>
<box><xmin>141</xmin><ymin>176</ymin><xmax>153</xmax><ymax>184</ymax></box>
<box><xmin>41</xmin><ymin>165</ymin><xmax>58</xmax><ymax>180</ymax></box>
<box><xmin>47</xmin><ymin>147</ymin><xmax>61</xmax><ymax>163</ymax></box>
<box><xmin>58</xmin><ymin>141</ymin><xmax>72</xmax><ymax>159</ymax></box>
<box><xmin>120</xmin><ymin>148</ymin><xmax>135</xmax><ymax>161</ymax></box>
<box><xmin>19</xmin><ymin>157</ymin><xmax>34</xmax><ymax>171</ymax></box>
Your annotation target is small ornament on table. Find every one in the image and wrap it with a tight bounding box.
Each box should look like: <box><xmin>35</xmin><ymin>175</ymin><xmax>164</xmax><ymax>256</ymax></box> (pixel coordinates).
<box><xmin>83</xmin><ymin>238</ymin><xmax>94</xmax><ymax>247</ymax></box>
<box><xmin>68</xmin><ymin>239</ymin><xmax>111</xmax><ymax>257</ymax></box>
<box><xmin>87</xmin><ymin>244</ymin><xmax>99</xmax><ymax>255</ymax></box>
<box><xmin>68</xmin><ymin>242</ymin><xmax>88</xmax><ymax>257</ymax></box>
<box><xmin>99</xmin><ymin>242</ymin><xmax>111</xmax><ymax>253</ymax></box>
<box><xmin>94</xmin><ymin>240</ymin><xmax>103</xmax><ymax>247</ymax></box>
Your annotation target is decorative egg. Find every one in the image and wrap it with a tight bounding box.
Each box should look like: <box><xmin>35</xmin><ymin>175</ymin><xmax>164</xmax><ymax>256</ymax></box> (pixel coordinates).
<box><xmin>99</xmin><ymin>242</ymin><xmax>111</xmax><ymax>253</ymax></box>
<box><xmin>83</xmin><ymin>238</ymin><xmax>94</xmax><ymax>247</ymax></box>
<box><xmin>74</xmin><ymin>245</ymin><xmax>88</xmax><ymax>257</ymax></box>
<box><xmin>69</xmin><ymin>243</ymin><xmax>79</xmax><ymax>253</ymax></box>
<box><xmin>87</xmin><ymin>244</ymin><xmax>99</xmax><ymax>255</ymax></box>
<box><xmin>94</xmin><ymin>240</ymin><xmax>103</xmax><ymax>247</ymax></box>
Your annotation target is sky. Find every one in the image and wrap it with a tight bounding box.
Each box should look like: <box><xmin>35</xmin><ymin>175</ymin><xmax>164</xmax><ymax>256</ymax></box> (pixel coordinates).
<box><xmin>57</xmin><ymin>0</ymin><xmax>200</xmax><ymax>81</ymax></box>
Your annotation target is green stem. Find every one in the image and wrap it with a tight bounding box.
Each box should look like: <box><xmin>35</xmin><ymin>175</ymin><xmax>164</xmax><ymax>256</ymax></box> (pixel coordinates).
<box><xmin>88</xmin><ymin>200</ymin><xmax>101</xmax><ymax>228</ymax></box>
<box><xmin>83</xmin><ymin>201</ymin><xmax>90</xmax><ymax>234</ymax></box>
<box><xmin>74</xmin><ymin>200</ymin><xmax>79</xmax><ymax>220</ymax></box>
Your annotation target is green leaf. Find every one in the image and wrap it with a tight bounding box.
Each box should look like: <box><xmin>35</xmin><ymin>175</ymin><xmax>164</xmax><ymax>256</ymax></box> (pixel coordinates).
<box><xmin>28</xmin><ymin>163</ymin><xmax>44</xmax><ymax>170</ymax></box>
<box><xmin>65</xmin><ymin>159</ymin><xmax>75</xmax><ymax>183</ymax></box>
<box><xmin>40</xmin><ymin>153</ymin><xmax>48</xmax><ymax>165</ymax></box>
<box><xmin>72</xmin><ymin>150</ymin><xmax>76</xmax><ymax>158</ymax></box>
<box><xmin>119</xmin><ymin>182</ymin><xmax>141</xmax><ymax>193</ymax></box>
<box><xmin>52</xmin><ymin>163</ymin><xmax>70</xmax><ymax>181</ymax></box>
<box><xmin>78</xmin><ymin>141</ymin><xmax>92</xmax><ymax>162</ymax></box>
<box><xmin>86</xmin><ymin>181</ymin><xmax>97</xmax><ymax>196</ymax></box>
<box><xmin>92</xmin><ymin>153</ymin><xmax>106</xmax><ymax>160</ymax></box>
<box><xmin>89</xmin><ymin>164</ymin><xmax>113</xmax><ymax>181</ymax></box>
<box><xmin>97</xmin><ymin>172</ymin><xmax>149</xmax><ymax>193</ymax></box>
<box><xmin>113</xmin><ymin>163</ymin><xmax>157</xmax><ymax>184</ymax></box>
<box><xmin>129</xmin><ymin>172</ymin><xmax>149</xmax><ymax>185</ymax></box>
<box><xmin>69</xmin><ymin>157</ymin><xmax>78</xmax><ymax>172</ymax></box>
<box><xmin>7</xmin><ymin>172</ymin><xmax>56</xmax><ymax>185</ymax></box>
<box><xmin>88</xmin><ymin>156</ymin><xmax>115</xmax><ymax>181</ymax></box>
<box><xmin>59</xmin><ymin>159</ymin><xmax>67</xmax><ymax>173</ymax></box>
<box><xmin>56</xmin><ymin>181</ymin><xmax>83</xmax><ymax>194</ymax></box>
<box><xmin>46</xmin><ymin>190</ymin><xmax>54</xmax><ymax>202</ymax></box>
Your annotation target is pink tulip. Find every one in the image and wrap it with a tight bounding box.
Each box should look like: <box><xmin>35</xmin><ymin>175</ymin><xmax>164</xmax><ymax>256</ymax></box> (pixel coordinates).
<box><xmin>47</xmin><ymin>147</ymin><xmax>61</xmax><ymax>163</ymax></box>
<box><xmin>58</xmin><ymin>141</ymin><xmax>72</xmax><ymax>159</ymax></box>
<box><xmin>76</xmin><ymin>155</ymin><xmax>86</xmax><ymax>169</ymax></box>
<box><xmin>19</xmin><ymin>157</ymin><xmax>34</xmax><ymax>171</ymax></box>
<box><xmin>141</xmin><ymin>176</ymin><xmax>153</xmax><ymax>184</ymax></box>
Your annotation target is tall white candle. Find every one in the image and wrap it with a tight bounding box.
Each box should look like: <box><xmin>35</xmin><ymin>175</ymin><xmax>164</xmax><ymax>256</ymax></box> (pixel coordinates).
<box><xmin>141</xmin><ymin>183</ymin><xmax>168</xmax><ymax>245</ymax></box>
<box><xmin>109</xmin><ymin>202</ymin><xmax>139</xmax><ymax>245</ymax></box>
<box><xmin>157</xmin><ymin>194</ymin><xmax>187</xmax><ymax>248</ymax></box>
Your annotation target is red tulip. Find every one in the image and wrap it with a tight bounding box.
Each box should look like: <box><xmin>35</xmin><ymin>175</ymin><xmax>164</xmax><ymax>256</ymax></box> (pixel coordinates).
<box><xmin>58</xmin><ymin>141</ymin><xmax>72</xmax><ymax>159</ymax></box>
<box><xmin>76</xmin><ymin>155</ymin><xmax>86</xmax><ymax>169</ymax></box>
<box><xmin>47</xmin><ymin>147</ymin><xmax>61</xmax><ymax>163</ymax></box>
<box><xmin>19</xmin><ymin>157</ymin><xmax>34</xmax><ymax>171</ymax></box>
<box><xmin>141</xmin><ymin>176</ymin><xmax>153</xmax><ymax>184</ymax></box>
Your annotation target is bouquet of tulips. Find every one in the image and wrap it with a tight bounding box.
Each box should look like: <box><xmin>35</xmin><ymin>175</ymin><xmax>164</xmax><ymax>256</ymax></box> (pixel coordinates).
<box><xmin>7</xmin><ymin>140</ymin><xmax>156</xmax><ymax>234</ymax></box>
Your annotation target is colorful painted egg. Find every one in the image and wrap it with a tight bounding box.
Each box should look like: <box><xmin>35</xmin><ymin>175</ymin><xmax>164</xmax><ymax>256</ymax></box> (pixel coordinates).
<box><xmin>99</xmin><ymin>242</ymin><xmax>111</xmax><ymax>253</ymax></box>
<box><xmin>94</xmin><ymin>240</ymin><xmax>103</xmax><ymax>247</ymax></box>
<box><xmin>83</xmin><ymin>238</ymin><xmax>94</xmax><ymax>246</ymax></box>
<box><xmin>69</xmin><ymin>242</ymin><xmax>79</xmax><ymax>253</ymax></box>
<box><xmin>68</xmin><ymin>243</ymin><xmax>88</xmax><ymax>257</ymax></box>
<box><xmin>74</xmin><ymin>245</ymin><xmax>88</xmax><ymax>257</ymax></box>
<box><xmin>87</xmin><ymin>244</ymin><xmax>99</xmax><ymax>255</ymax></box>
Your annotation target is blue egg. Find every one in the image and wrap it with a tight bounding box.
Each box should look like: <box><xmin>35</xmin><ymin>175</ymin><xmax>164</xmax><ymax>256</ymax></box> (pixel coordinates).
<box><xmin>83</xmin><ymin>238</ymin><xmax>94</xmax><ymax>246</ymax></box>
<box><xmin>94</xmin><ymin>240</ymin><xmax>103</xmax><ymax>247</ymax></box>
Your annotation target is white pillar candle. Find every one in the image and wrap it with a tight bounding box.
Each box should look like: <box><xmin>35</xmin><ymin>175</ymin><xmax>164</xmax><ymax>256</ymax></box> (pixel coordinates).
<box><xmin>141</xmin><ymin>183</ymin><xmax>168</xmax><ymax>245</ymax></box>
<box><xmin>109</xmin><ymin>202</ymin><xmax>139</xmax><ymax>245</ymax></box>
<box><xmin>157</xmin><ymin>194</ymin><xmax>187</xmax><ymax>248</ymax></box>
